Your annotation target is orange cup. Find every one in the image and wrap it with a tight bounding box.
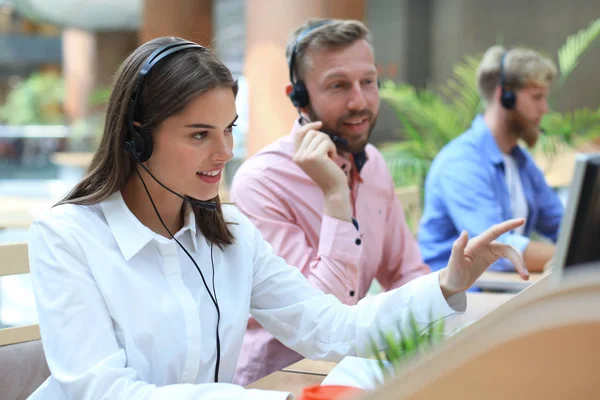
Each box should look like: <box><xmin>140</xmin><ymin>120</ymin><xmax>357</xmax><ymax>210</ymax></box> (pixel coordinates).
<box><xmin>300</xmin><ymin>384</ymin><xmax>364</xmax><ymax>400</ymax></box>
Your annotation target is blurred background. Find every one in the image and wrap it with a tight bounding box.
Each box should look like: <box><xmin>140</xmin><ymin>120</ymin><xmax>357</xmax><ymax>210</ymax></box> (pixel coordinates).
<box><xmin>0</xmin><ymin>0</ymin><xmax>599</xmax><ymax>329</ymax></box>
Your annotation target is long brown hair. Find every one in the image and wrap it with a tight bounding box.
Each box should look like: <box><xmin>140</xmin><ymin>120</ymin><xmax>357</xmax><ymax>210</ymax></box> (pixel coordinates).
<box><xmin>59</xmin><ymin>37</ymin><xmax>237</xmax><ymax>247</ymax></box>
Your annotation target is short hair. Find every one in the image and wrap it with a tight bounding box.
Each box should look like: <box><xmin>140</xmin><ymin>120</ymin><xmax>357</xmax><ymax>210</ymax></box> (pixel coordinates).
<box><xmin>285</xmin><ymin>18</ymin><xmax>371</xmax><ymax>81</ymax></box>
<box><xmin>476</xmin><ymin>45</ymin><xmax>557</xmax><ymax>106</ymax></box>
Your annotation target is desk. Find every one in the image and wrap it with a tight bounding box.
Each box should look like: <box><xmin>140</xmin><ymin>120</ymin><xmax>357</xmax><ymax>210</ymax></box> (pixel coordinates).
<box><xmin>533</xmin><ymin>141</ymin><xmax>600</xmax><ymax>188</ymax></box>
<box><xmin>476</xmin><ymin>271</ymin><xmax>543</xmax><ymax>293</ymax></box>
<box><xmin>444</xmin><ymin>291</ymin><xmax>514</xmax><ymax>334</ymax></box>
<box><xmin>245</xmin><ymin>370</ymin><xmax>325</xmax><ymax>398</ymax></box>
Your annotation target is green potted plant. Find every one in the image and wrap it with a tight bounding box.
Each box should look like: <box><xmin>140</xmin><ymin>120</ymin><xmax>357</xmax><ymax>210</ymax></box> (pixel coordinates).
<box><xmin>379</xmin><ymin>17</ymin><xmax>600</xmax><ymax>190</ymax></box>
<box><xmin>369</xmin><ymin>311</ymin><xmax>446</xmax><ymax>384</ymax></box>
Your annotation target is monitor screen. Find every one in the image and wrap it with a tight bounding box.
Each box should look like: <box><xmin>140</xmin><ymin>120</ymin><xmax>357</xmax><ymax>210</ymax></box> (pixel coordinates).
<box><xmin>563</xmin><ymin>155</ymin><xmax>600</xmax><ymax>270</ymax></box>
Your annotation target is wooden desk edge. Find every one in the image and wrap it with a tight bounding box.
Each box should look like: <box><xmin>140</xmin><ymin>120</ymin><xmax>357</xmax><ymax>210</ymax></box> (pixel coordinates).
<box><xmin>281</xmin><ymin>359</ymin><xmax>337</xmax><ymax>376</ymax></box>
<box><xmin>475</xmin><ymin>271</ymin><xmax>542</xmax><ymax>291</ymax></box>
<box><xmin>245</xmin><ymin>371</ymin><xmax>325</xmax><ymax>397</ymax></box>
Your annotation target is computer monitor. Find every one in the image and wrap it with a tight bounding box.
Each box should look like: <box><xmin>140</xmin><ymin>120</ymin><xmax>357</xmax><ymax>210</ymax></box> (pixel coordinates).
<box><xmin>553</xmin><ymin>153</ymin><xmax>600</xmax><ymax>280</ymax></box>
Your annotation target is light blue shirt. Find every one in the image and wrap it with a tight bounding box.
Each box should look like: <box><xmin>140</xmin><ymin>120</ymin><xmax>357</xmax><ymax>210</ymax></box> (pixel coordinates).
<box><xmin>418</xmin><ymin>115</ymin><xmax>564</xmax><ymax>272</ymax></box>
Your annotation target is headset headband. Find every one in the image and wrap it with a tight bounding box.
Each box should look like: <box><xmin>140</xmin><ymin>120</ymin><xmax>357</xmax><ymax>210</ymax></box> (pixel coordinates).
<box><xmin>127</xmin><ymin>41</ymin><xmax>204</xmax><ymax>133</ymax></box>
<box><xmin>288</xmin><ymin>21</ymin><xmax>333</xmax><ymax>85</ymax></box>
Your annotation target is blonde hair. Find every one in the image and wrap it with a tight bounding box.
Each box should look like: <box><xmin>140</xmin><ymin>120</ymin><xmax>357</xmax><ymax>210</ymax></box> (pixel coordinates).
<box><xmin>285</xmin><ymin>18</ymin><xmax>371</xmax><ymax>81</ymax></box>
<box><xmin>476</xmin><ymin>45</ymin><xmax>557</xmax><ymax>105</ymax></box>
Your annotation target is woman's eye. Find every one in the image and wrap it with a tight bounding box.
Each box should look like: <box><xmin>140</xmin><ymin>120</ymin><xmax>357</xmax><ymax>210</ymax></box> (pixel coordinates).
<box><xmin>193</xmin><ymin>132</ymin><xmax>208</xmax><ymax>140</ymax></box>
<box><xmin>225</xmin><ymin>124</ymin><xmax>237</xmax><ymax>134</ymax></box>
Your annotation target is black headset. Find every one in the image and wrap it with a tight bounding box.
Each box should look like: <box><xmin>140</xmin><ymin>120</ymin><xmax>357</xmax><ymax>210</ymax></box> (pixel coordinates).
<box><xmin>287</xmin><ymin>21</ymin><xmax>332</xmax><ymax>109</ymax></box>
<box><xmin>122</xmin><ymin>39</ymin><xmax>222</xmax><ymax>382</ymax></box>
<box><xmin>124</xmin><ymin>40</ymin><xmax>204</xmax><ymax>162</ymax></box>
<box><xmin>499</xmin><ymin>50</ymin><xmax>517</xmax><ymax>109</ymax></box>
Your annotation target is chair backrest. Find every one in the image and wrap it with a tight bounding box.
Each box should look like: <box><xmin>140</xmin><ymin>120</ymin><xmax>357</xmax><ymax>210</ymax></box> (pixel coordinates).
<box><xmin>395</xmin><ymin>186</ymin><xmax>422</xmax><ymax>235</ymax></box>
<box><xmin>0</xmin><ymin>242</ymin><xmax>40</xmax><ymax>346</ymax></box>
<box><xmin>0</xmin><ymin>241</ymin><xmax>30</xmax><ymax>278</ymax></box>
<box><xmin>0</xmin><ymin>242</ymin><xmax>50</xmax><ymax>400</ymax></box>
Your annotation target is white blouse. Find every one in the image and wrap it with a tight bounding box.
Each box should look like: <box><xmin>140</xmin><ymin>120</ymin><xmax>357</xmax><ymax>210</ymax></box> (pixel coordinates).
<box><xmin>28</xmin><ymin>191</ymin><xmax>465</xmax><ymax>399</ymax></box>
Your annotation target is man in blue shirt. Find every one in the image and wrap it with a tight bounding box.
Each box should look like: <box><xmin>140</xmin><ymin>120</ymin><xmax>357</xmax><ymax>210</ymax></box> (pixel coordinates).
<box><xmin>419</xmin><ymin>45</ymin><xmax>564</xmax><ymax>273</ymax></box>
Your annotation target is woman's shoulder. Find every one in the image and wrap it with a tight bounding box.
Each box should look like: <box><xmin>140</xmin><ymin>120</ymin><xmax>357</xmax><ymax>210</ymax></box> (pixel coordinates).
<box><xmin>26</xmin><ymin>202</ymin><xmax>107</xmax><ymax>264</ymax></box>
<box><xmin>31</xmin><ymin>201</ymin><xmax>104</xmax><ymax>236</ymax></box>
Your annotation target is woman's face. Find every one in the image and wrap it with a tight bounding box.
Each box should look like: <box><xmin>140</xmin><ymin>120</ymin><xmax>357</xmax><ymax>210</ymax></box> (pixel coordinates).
<box><xmin>147</xmin><ymin>87</ymin><xmax>237</xmax><ymax>201</ymax></box>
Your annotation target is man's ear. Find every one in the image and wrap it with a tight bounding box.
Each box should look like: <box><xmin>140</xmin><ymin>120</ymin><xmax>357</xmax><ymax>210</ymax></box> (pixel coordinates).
<box><xmin>286</xmin><ymin>82</ymin><xmax>310</xmax><ymax>115</ymax></box>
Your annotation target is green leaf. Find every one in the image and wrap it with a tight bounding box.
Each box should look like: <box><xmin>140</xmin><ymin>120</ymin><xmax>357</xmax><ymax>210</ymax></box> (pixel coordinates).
<box><xmin>558</xmin><ymin>17</ymin><xmax>600</xmax><ymax>87</ymax></box>
<box><xmin>371</xmin><ymin>308</ymin><xmax>447</xmax><ymax>383</ymax></box>
<box><xmin>408</xmin><ymin>312</ymin><xmax>421</xmax><ymax>348</ymax></box>
<box><xmin>439</xmin><ymin>54</ymin><xmax>483</xmax><ymax>124</ymax></box>
<box><xmin>370</xmin><ymin>337</ymin><xmax>386</xmax><ymax>373</ymax></box>
<box><xmin>383</xmin><ymin>330</ymin><xmax>403</xmax><ymax>362</ymax></box>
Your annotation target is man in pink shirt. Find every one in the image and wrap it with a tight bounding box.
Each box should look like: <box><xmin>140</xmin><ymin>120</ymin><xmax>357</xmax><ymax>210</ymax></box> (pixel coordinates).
<box><xmin>231</xmin><ymin>18</ymin><xmax>430</xmax><ymax>385</ymax></box>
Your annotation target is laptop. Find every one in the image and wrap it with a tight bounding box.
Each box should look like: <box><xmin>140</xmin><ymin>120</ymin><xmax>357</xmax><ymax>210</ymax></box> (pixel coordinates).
<box><xmin>552</xmin><ymin>152</ymin><xmax>600</xmax><ymax>282</ymax></box>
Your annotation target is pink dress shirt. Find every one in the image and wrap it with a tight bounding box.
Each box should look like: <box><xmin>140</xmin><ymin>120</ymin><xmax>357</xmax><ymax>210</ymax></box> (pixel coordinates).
<box><xmin>230</xmin><ymin>122</ymin><xmax>430</xmax><ymax>385</ymax></box>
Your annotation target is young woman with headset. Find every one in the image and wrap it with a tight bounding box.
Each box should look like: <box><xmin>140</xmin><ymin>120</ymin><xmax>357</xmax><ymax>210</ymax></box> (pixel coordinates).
<box><xmin>27</xmin><ymin>37</ymin><xmax>528</xmax><ymax>399</ymax></box>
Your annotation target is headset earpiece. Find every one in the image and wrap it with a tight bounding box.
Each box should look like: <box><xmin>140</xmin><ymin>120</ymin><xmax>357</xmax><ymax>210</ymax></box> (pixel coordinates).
<box><xmin>499</xmin><ymin>51</ymin><xmax>517</xmax><ymax>110</ymax></box>
<box><xmin>128</xmin><ymin>126</ymin><xmax>153</xmax><ymax>162</ymax></box>
<box><xmin>289</xmin><ymin>81</ymin><xmax>310</xmax><ymax>108</ymax></box>
<box><xmin>501</xmin><ymin>87</ymin><xmax>517</xmax><ymax>110</ymax></box>
<box><xmin>123</xmin><ymin>139</ymin><xmax>136</xmax><ymax>158</ymax></box>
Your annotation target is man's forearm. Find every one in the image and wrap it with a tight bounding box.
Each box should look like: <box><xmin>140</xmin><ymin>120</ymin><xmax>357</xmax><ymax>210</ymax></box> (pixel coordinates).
<box><xmin>523</xmin><ymin>241</ymin><xmax>555</xmax><ymax>272</ymax></box>
<box><xmin>323</xmin><ymin>189</ymin><xmax>352</xmax><ymax>222</ymax></box>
